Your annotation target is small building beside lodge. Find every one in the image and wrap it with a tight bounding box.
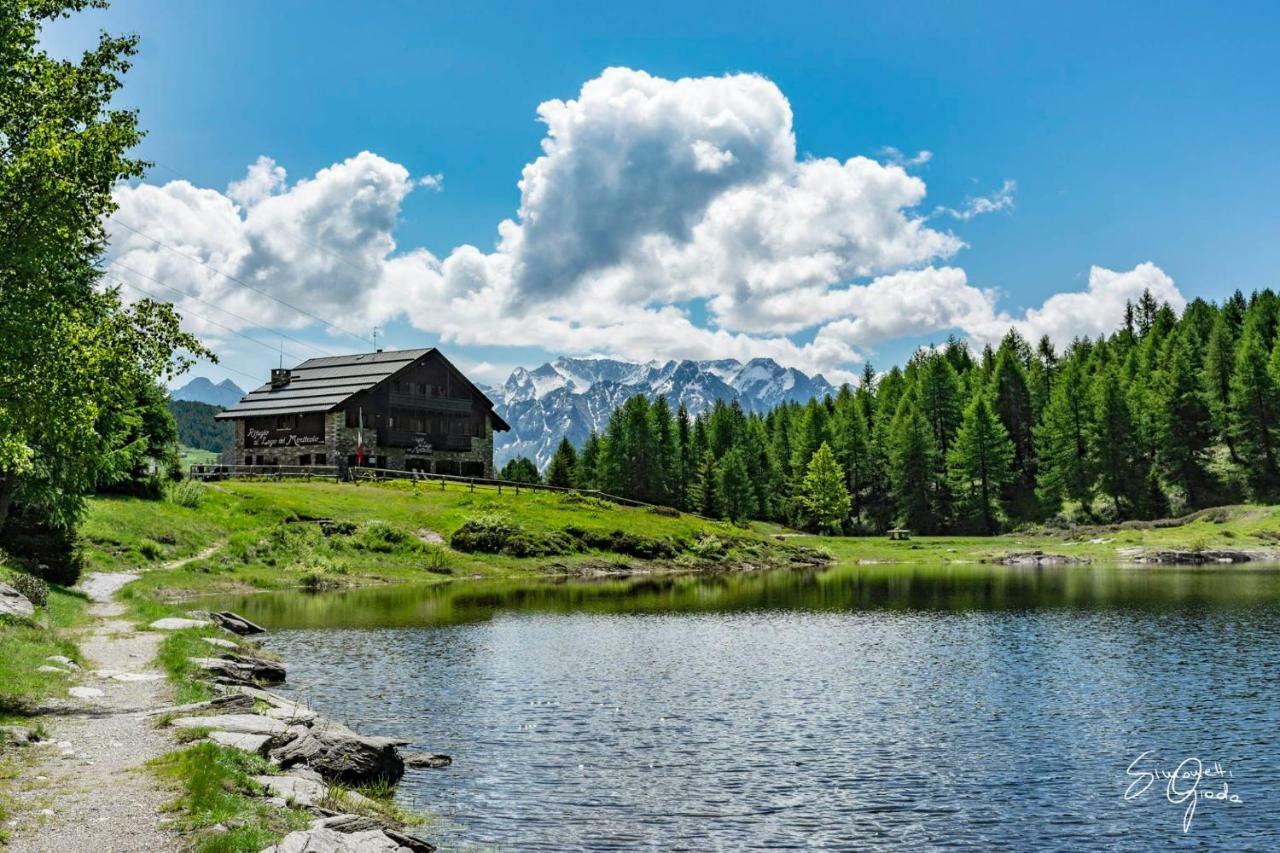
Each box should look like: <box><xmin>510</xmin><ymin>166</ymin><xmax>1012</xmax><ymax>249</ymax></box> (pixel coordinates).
<box><xmin>215</xmin><ymin>348</ymin><xmax>510</xmax><ymax>477</ymax></box>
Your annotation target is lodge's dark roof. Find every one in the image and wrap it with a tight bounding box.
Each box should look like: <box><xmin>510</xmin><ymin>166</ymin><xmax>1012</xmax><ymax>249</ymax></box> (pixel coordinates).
<box><xmin>215</xmin><ymin>348</ymin><xmax>509</xmax><ymax>430</ymax></box>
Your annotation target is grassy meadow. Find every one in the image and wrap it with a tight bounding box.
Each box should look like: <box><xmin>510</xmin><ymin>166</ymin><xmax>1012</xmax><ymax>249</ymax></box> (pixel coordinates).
<box><xmin>76</xmin><ymin>480</ymin><xmax>1280</xmax><ymax>610</ymax></box>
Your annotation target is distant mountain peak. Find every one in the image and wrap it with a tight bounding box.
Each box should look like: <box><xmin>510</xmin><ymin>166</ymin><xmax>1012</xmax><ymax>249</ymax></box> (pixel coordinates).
<box><xmin>171</xmin><ymin>376</ymin><xmax>246</xmax><ymax>408</ymax></box>
<box><xmin>490</xmin><ymin>356</ymin><xmax>835</xmax><ymax>469</ymax></box>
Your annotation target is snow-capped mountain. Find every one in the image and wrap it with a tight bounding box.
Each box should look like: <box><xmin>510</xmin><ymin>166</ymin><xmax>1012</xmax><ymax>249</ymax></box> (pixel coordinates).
<box><xmin>487</xmin><ymin>357</ymin><xmax>836</xmax><ymax>469</ymax></box>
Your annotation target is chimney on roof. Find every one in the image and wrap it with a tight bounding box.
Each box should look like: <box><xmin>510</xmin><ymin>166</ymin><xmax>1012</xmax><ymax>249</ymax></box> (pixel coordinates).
<box><xmin>270</xmin><ymin>368</ymin><xmax>292</xmax><ymax>389</ymax></box>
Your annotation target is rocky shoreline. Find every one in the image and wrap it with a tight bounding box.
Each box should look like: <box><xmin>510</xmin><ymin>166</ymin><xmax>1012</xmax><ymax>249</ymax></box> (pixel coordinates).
<box><xmin>149</xmin><ymin>610</ymin><xmax>443</xmax><ymax>852</ymax></box>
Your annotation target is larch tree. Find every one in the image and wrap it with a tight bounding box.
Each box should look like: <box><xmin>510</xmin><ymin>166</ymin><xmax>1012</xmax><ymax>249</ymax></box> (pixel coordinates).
<box><xmin>1091</xmin><ymin>367</ymin><xmax>1141</xmax><ymax>518</ymax></box>
<box><xmin>888</xmin><ymin>400</ymin><xmax>936</xmax><ymax>533</ymax></box>
<box><xmin>576</xmin><ymin>431</ymin><xmax>601</xmax><ymax>490</ymax></box>
<box><xmin>1034</xmin><ymin>359</ymin><xmax>1095</xmax><ymax>514</ymax></box>
<box><xmin>1155</xmin><ymin>331</ymin><xmax>1215</xmax><ymax>507</ymax></box>
<box><xmin>545</xmin><ymin>437</ymin><xmax>578</xmax><ymax>488</ymax></box>
<box><xmin>948</xmin><ymin>397</ymin><xmax>1014</xmax><ymax>534</ymax></box>
<box><xmin>716</xmin><ymin>448</ymin><xmax>756</xmax><ymax>522</ymax></box>
<box><xmin>1230</xmin><ymin>323</ymin><xmax>1280</xmax><ymax>497</ymax></box>
<box><xmin>798</xmin><ymin>443</ymin><xmax>851</xmax><ymax>535</ymax></box>
<box><xmin>1202</xmin><ymin>312</ymin><xmax>1239</xmax><ymax>462</ymax></box>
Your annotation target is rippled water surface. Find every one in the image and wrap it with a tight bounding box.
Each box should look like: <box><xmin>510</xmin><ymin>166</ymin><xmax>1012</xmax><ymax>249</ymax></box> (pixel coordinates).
<box><xmin>213</xmin><ymin>565</ymin><xmax>1280</xmax><ymax>850</ymax></box>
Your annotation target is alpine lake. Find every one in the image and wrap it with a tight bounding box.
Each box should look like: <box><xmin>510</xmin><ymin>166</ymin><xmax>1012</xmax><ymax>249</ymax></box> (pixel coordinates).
<box><xmin>205</xmin><ymin>561</ymin><xmax>1280</xmax><ymax>850</ymax></box>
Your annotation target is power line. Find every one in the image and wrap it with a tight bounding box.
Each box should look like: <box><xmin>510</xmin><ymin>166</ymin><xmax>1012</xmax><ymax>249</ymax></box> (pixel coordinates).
<box><xmin>107</xmin><ymin>216</ymin><xmax>376</xmax><ymax>347</ymax></box>
<box><xmin>109</xmin><ymin>259</ymin><xmax>337</xmax><ymax>359</ymax></box>
<box><xmin>112</xmin><ymin>278</ymin><xmax>310</xmax><ymax>365</ymax></box>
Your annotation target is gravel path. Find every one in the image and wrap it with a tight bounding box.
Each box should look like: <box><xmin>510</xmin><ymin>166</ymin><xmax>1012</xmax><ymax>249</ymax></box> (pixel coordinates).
<box><xmin>8</xmin><ymin>572</ymin><xmax>181</xmax><ymax>852</ymax></box>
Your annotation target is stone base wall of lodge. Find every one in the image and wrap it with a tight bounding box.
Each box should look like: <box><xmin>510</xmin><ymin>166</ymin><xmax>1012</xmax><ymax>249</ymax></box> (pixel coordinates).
<box><xmin>231</xmin><ymin>415</ymin><xmax>496</xmax><ymax>478</ymax></box>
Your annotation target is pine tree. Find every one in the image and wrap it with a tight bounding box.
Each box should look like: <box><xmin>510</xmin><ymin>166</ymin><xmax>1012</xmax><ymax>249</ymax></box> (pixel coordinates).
<box><xmin>1203</xmin><ymin>311</ymin><xmax>1239</xmax><ymax>462</ymax></box>
<box><xmin>716</xmin><ymin>448</ymin><xmax>756</xmax><ymax>522</ymax></box>
<box><xmin>948</xmin><ymin>397</ymin><xmax>1014</xmax><ymax>534</ymax></box>
<box><xmin>1230</xmin><ymin>323</ymin><xmax>1280</xmax><ymax>497</ymax></box>
<box><xmin>917</xmin><ymin>353</ymin><xmax>961</xmax><ymax>526</ymax></box>
<box><xmin>651</xmin><ymin>396</ymin><xmax>678</xmax><ymax>505</ymax></box>
<box><xmin>600</xmin><ymin>396</ymin><xmax>658</xmax><ymax>500</ymax></box>
<box><xmin>545</xmin><ymin>437</ymin><xmax>578</xmax><ymax>488</ymax></box>
<box><xmin>798</xmin><ymin>443</ymin><xmax>851</xmax><ymax>534</ymax></box>
<box><xmin>1156</xmin><ymin>331</ymin><xmax>1214</xmax><ymax>507</ymax></box>
<box><xmin>888</xmin><ymin>400</ymin><xmax>936</xmax><ymax>533</ymax></box>
<box><xmin>1091</xmin><ymin>367</ymin><xmax>1140</xmax><ymax>518</ymax></box>
<box><xmin>789</xmin><ymin>399</ymin><xmax>829</xmax><ymax>478</ymax></box>
<box><xmin>830</xmin><ymin>385</ymin><xmax>872</xmax><ymax>526</ymax></box>
<box><xmin>1034</xmin><ymin>359</ymin><xmax>1094</xmax><ymax>514</ymax></box>
<box><xmin>690</xmin><ymin>450</ymin><xmax>719</xmax><ymax>518</ymax></box>
<box><xmin>577</xmin><ymin>431</ymin><xmax>601</xmax><ymax>490</ymax></box>
<box><xmin>991</xmin><ymin>346</ymin><xmax>1037</xmax><ymax>517</ymax></box>
<box><xmin>499</xmin><ymin>456</ymin><xmax>541</xmax><ymax>484</ymax></box>
<box><xmin>675</xmin><ymin>404</ymin><xmax>692</xmax><ymax>510</ymax></box>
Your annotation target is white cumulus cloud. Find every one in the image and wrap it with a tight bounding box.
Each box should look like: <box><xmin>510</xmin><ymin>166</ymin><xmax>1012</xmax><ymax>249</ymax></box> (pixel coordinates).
<box><xmin>106</xmin><ymin>67</ymin><xmax>1183</xmax><ymax>383</ymax></box>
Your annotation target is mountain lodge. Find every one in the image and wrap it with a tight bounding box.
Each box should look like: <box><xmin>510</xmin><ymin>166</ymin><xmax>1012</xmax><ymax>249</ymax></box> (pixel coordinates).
<box><xmin>215</xmin><ymin>348</ymin><xmax>509</xmax><ymax>477</ymax></box>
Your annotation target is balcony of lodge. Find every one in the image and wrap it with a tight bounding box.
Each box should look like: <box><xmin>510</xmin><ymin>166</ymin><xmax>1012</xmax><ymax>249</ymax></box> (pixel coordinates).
<box><xmin>387</xmin><ymin>391</ymin><xmax>474</xmax><ymax>413</ymax></box>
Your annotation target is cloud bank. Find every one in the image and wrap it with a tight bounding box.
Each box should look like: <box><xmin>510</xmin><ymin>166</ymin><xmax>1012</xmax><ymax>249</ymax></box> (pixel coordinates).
<box><xmin>107</xmin><ymin>67</ymin><xmax>1183</xmax><ymax>382</ymax></box>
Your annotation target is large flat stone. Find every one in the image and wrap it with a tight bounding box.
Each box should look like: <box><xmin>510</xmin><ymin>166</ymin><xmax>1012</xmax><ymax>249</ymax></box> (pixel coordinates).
<box><xmin>148</xmin><ymin>617</ymin><xmax>212</xmax><ymax>631</ymax></box>
<box><xmin>253</xmin><ymin>774</ymin><xmax>328</xmax><ymax>807</ymax></box>
<box><xmin>0</xmin><ymin>582</ymin><xmax>34</xmax><ymax>620</ymax></box>
<box><xmin>262</xmin><ymin>827</ymin><xmax>427</xmax><ymax>853</ymax></box>
<box><xmin>190</xmin><ymin>655</ymin><xmax>287</xmax><ymax>685</ymax></box>
<box><xmin>265</xmin><ymin>705</ymin><xmax>317</xmax><ymax>723</ymax></box>
<box><xmin>171</xmin><ymin>714</ymin><xmax>287</xmax><ymax>736</ymax></box>
<box><xmin>269</xmin><ymin>726</ymin><xmax>406</xmax><ymax>786</ymax></box>
<box><xmin>208</xmin><ymin>731</ymin><xmax>272</xmax><ymax>754</ymax></box>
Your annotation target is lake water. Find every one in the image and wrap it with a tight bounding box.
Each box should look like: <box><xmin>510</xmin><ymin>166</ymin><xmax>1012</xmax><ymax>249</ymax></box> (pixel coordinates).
<box><xmin>212</xmin><ymin>564</ymin><xmax>1280</xmax><ymax>850</ymax></box>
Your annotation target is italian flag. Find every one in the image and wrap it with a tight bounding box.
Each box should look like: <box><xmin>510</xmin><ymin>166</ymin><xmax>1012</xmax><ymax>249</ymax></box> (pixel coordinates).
<box><xmin>356</xmin><ymin>407</ymin><xmax>365</xmax><ymax>466</ymax></box>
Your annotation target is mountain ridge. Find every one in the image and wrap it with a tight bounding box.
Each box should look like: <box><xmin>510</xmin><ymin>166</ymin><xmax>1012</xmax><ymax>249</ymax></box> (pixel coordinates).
<box><xmin>488</xmin><ymin>356</ymin><xmax>835</xmax><ymax>468</ymax></box>
<box><xmin>171</xmin><ymin>377</ymin><xmax>246</xmax><ymax>408</ymax></box>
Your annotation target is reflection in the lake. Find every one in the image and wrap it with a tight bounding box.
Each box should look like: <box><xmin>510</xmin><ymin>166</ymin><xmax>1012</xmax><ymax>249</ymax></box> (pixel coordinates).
<box><xmin>210</xmin><ymin>561</ymin><xmax>1280</xmax><ymax>631</ymax></box>
<box><xmin>206</xmin><ymin>563</ymin><xmax>1280</xmax><ymax>850</ymax></box>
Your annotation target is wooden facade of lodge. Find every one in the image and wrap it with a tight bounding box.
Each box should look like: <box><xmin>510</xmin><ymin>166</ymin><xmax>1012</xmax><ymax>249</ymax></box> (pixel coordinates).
<box><xmin>215</xmin><ymin>348</ymin><xmax>510</xmax><ymax>478</ymax></box>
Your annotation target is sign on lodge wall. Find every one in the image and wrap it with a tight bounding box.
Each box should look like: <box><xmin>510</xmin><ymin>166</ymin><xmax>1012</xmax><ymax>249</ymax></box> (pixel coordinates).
<box><xmin>246</xmin><ymin>427</ymin><xmax>324</xmax><ymax>449</ymax></box>
<box><xmin>245</xmin><ymin>412</ymin><xmax>325</xmax><ymax>450</ymax></box>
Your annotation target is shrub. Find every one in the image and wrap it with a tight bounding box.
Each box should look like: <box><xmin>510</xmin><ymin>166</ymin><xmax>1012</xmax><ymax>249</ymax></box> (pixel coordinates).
<box><xmin>169</xmin><ymin>479</ymin><xmax>208</xmax><ymax>508</ymax></box>
<box><xmin>691</xmin><ymin>534</ymin><xmax>726</xmax><ymax>559</ymax></box>
<box><xmin>8</xmin><ymin>572</ymin><xmax>49</xmax><ymax>608</ymax></box>
<box><xmin>450</xmin><ymin>515</ymin><xmax>574</xmax><ymax>557</ymax></box>
<box><xmin>563</xmin><ymin>526</ymin><xmax>677</xmax><ymax>559</ymax></box>
<box><xmin>0</xmin><ymin>511</ymin><xmax>83</xmax><ymax>586</ymax></box>
<box><xmin>354</xmin><ymin>521</ymin><xmax>418</xmax><ymax>553</ymax></box>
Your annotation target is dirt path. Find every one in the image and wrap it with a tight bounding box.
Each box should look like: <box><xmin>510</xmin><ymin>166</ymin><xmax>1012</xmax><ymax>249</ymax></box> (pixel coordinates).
<box><xmin>9</xmin><ymin>571</ymin><xmax>184</xmax><ymax>852</ymax></box>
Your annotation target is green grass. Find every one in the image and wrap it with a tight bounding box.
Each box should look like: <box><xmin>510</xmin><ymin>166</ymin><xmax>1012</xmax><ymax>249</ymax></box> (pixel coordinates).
<box><xmin>0</xmin><ymin>559</ymin><xmax>90</xmax><ymax>838</ymax></box>
<box><xmin>789</xmin><ymin>504</ymin><xmax>1280</xmax><ymax>565</ymax></box>
<box><xmin>149</xmin><ymin>742</ymin><xmax>310</xmax><ymax>853</ymax></box>
<box><xmin>0</xmin><ymin>564</ymin><xmax>89</xmax><ymax>719</ymax></box>
<box><xmin>179</xmin><ymin>445</ymin><xmax>220</xmax><ymax>470</ymax></box>
<box><xmin>86</xmin><ymin>479</ymin><xmax>805</xmax><ymax>601</ymax></box>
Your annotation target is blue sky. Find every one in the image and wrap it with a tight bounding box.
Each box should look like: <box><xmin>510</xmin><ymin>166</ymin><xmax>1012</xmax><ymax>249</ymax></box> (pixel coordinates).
<box><xmin>45</xmin><ymin>0</ymin><xmax>1280</xmax><ymax>389</ymax></box>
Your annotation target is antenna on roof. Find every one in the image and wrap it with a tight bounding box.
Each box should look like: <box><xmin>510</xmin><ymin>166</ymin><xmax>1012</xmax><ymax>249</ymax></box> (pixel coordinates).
<box><xmin>278</xmin><ymin>338</ymin><xmax>284</xmax><ymax>369</ymax></box>
<box><xmin>372</xmin><ymin>326</ymin><xmax>381</xmax><ymax>353</ymax></box>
